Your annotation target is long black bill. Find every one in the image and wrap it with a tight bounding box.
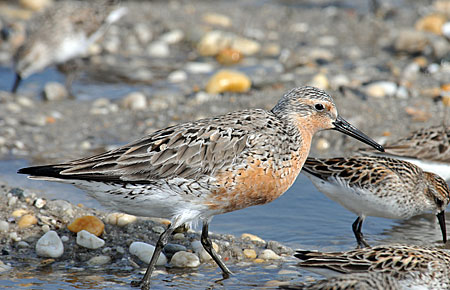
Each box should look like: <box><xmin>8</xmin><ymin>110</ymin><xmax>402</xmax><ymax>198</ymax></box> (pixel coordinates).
<box><xmin>11</xmin><ymin>73</ymin><xmax>22</xmax><ymax>93</ymax></box>
<box><xmin>437</xmin><ymin>211</ymin><xmax>447</xmax><ymax>243</ymax></box>
<box><xmin>332</xmin><ymin>115</ymin><xmax>384</xmax><ymax>152</ymax></box>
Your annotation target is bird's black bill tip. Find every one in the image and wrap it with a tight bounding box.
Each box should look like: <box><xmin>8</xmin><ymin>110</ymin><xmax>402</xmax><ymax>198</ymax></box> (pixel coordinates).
<box><xmin>437</xmin><ymin>211</ymin><xmax>447</xmax><ymax>244</ymax></box>
<box><xmin>11</xmin><ymin>73</ymin><xmax>22</xmax><ymax>93</ymax></box>
<box><xmin>332</xmin><ymin>115</ymin><xmax>384</xmax><ymax>152</ymax></box>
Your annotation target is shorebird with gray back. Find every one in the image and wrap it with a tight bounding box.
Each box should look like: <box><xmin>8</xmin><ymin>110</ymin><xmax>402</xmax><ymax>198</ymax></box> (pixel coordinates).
<box><xmin>18</xmin><ymin>86</ymin><xmax>383</xmax><ymax>289</ymax></box>
<box><xmin>302</xmin><ymin>156</ymin><xmax>449</xmax><ymax>247</ymax></box>
<box><xmin>11</xmin><ymin>0</ymin><xmax>127</xmax><ymax>94</ymax></box>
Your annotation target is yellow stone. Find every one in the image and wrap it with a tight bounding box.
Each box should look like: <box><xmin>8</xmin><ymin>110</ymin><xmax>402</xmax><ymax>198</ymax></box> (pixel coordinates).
<box><xmin>105</xmin><ymin>213</ymin><xmax>137</xmax><ymax>227</ymax></box>
<box><xmin>253</xmin><ymin>258</ymin><xmax>264</xmax><ymax>263</ymax></box>
<box><xmin>241</xmin><ymin>233</ymin><xmax>265</xmax><ymax>243</ymax></box>
<box><xmin>18</xmin><ymin>214</ymin><xmax>38</xmax><ymax>228</ymax></box>
<box><xmin>202</xmin><ymin>13</ymin><xmax>232</xmax><ymax>27</ymax></box>
<box><xmin>309</xmin><ymin>73</ymin><xmax>329</xmax><ymax>90</ymax></box>
<box><xmin>19</xmin><ymin>0</ymin><xmax>53</xmax><ymax>11</ymax></box>
<box><xmin>12</xmin><ymin>209</ymin><xmax>28</xmax><ymax>218</ymax></box>
<box><xmin>216</xmin><ymin>48</ymin><xmax>243</xmax><ymax>65</ymax></box>
<box><xmin>243</xmin><ymin>249</ymin><xmax>257</xmax><ymax>259</ymax></box>
<box><xmin>205</xmin><ymin>70</ymin><xmax>251</xmax><ymax>94</ymax></box>
<box><xmin>442</xmin><ymin>96</ymin><xmax>450</xmax><ymax>107</ymax></box>
<box><xmin>67</xmin><ymin>215</ymin><xmax>104</xmax><ymax>236</ymax></box>
<box><xmin>415</xmin><ymin>14</ymin><xmax>447</xmax><ymax>35</ymax></box>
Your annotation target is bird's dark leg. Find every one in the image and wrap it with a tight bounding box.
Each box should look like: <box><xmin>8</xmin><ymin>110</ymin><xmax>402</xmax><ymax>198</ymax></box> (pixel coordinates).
<box><xmin>11</xmin><ymin>73</ymin><xmax>22</xmax><ymax>93</ymax></box>
<box><xmin>201</xmin><ymin>221</ymin><xmax>232</xmax><ymax>278</ymax></box>
<box><xmin>352</xmin><ymin>216</ymin><xmax>370</xmax><ymax>248</ymax></box>
<box><xmin>131</xmin><ymin>224</ymin><xmax>174</xmax><ymax>290</ymax></box>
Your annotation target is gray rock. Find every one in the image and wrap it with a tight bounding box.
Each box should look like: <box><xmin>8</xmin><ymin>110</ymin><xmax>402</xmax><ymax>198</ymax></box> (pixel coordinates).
<box><xmin>170</xmin><ymin>251</ymin><xmax>200</xmax><ymax>268</ymax></box>
<box><xmin>76</xmin><ymin>230</ymin><xmax>105</xmax><ymax>249</ymax></box>
<box><xmin>36</xmin><ymin>230</ymin><xmax>64</xmax><ymax>258</ymax></box>
<box><xmin>129</xmin><ymin>242</ymin><xmax>167</xmax><ymax>266</ymax></box>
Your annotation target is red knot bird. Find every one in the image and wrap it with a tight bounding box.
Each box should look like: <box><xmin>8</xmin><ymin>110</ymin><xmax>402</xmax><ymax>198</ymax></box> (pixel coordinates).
<box><xmin>302</xmin><ymin>156</ymin><xmax>450</xmax><ymax>247</ymax></box>
<box><xmin>358</xmin><ymin>125</ymin><xmax>450</xmax><ymax>181</ymax></box>
<box><xmin>18</xmin><ymin>86</ymin><xmax>383</xmax><ymax>289</ymax></box>
<box><xmin>294</xmin><ymin>244</ymin><xmax>450</xmax><ymax>290</ymax></box>
<box><xmin>11</xmin><ymin>0</ymin><xmax>127</xmax><ymax>94</ymax></box>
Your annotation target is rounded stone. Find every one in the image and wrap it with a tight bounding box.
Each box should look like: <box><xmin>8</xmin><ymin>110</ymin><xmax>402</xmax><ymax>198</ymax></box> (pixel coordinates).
<box><xmin>18</xmin><ymin>214</ymin><xmax>38</xmax><ymax>229</ymax></box>
<box><xmin>163</xmin><ymin>243</ymin><xmax>187</xmax><ymax>259</ymax></box>
<box><xmin>258</xmin><ymin>249</ymin><xmax>281</xmax><ymax>260</ymax></box>
<box><xmin>205</xmin><ymin>70</ymin><xmax>251</xmax><ymax>94</ymax></box>
<box><xmin>43</xmin><ymin>82</ymin><xmax>69</xmax><ymax>101</ymax></box>
<box><xmin>87</xmin><ymin>255</ymin><xmax>111</xmax><ymax>266</ymax></box>
<box><xmin>105</xmin><ymin>213</ymin><xmax>137</xmax><ymax>227</ymax></box>
<box><xmin>68</xmin><ymin>215</ymin><xmax>104</xmax><ymax>236</ymax></box>
<box><xmin>243</xmin><ymin>249</ymin><xmax>257</xmax><ymax>259</ymax></box>
<box><xmin>147</xmin><ymin>41</ymin><xmax>170</xmax><ymax>58</ymax></box>
<box><xmin>120</xmin><ymin>92</ymin><xmax>147</xmax><ymax>111</ymax></box>
<box><xmin>76</xmin><ymin>230</ymin><xmax>105</xmax><ymax>249</ymax></box>
<box><xmin>36</xmin><ymin>231</ymin><xmax>64</xmax><ymax>258</ymax></box>
<box><xmin>191</xmin><ymin>240</ymin><xmax>220</xmax><ymax>262</ymax></box>
<box><xmin>241</xmin><ymin>233</ymin><xmax>265</xmax><ymax>243</ymax></box>
<box><xmin>0</xmin><ymin>221</ymin><xmax>9</xmax><ymax>232</ymax></box>
<box><xmin>170</xmin><ymin>251</ymin><xmax>200</xmax><ymax>268</ymax></box>
<box><xmin>34</xmin><ymin>198</ymin><xmax>46</xmax><ymax>209</ymax></box>
<box><xmin>129</xmin><ymin>242</ymin><xmax>167</xmax><ymax>266</ymax></box>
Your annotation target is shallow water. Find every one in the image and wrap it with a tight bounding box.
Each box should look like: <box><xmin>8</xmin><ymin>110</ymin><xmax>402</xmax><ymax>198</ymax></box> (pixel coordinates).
<box><xmin>1</xmin><ymin>158</ymin><xmax>447</xmax><ymax>289</ymax></box>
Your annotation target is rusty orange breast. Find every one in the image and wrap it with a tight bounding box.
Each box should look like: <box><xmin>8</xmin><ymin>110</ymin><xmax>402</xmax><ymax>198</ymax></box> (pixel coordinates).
<box><xmin>207</xmin><ymin>151</ymin><xmax>308</xmax><ymax>213</ymax></box>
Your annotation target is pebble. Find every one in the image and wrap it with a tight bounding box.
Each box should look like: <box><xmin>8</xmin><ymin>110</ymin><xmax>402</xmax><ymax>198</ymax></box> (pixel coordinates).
<box><xmin>308</xmin><ymin>73</ymin><xmax>329</xmax><ymax>90</ymax></box>
<box><xmin>170</xmin><ymin>251</ymin><xmax>200</xmax><ymax>268</ymax></box>
<box><xmin>172</xmin><ymin>233</ymin><xmax>185</xmax><ymax>240</ymax></box>
<box><xmin>191</xmin><ymin>240</ymin><xmax>219</xmax><ymax>262</ymax></box>
<box><xmin>185</xmin><ymin>62</ymin><xmax>214</xmax><ymax>74</ymax></box>
<box><xmin>365</xmin><ymin>81</ymin><xmax>398</xmax><ymax>98</ymax></box>
<box><xmin>134</xmin><ymin>23</ymin><xmax>153</xmax><ymax>44</ymax></box>
<box><xmin>443</xmin><ymin>22</ymin><xmax>450</xmax><ymax>39</ymax></box>
<box><xmin>120</xmin><ymin>92</ymin><xmax>147</xmax><ymax>111</ymax></box>
<box><xmin>18</xmin><ymin>214</ymin><xmax>38</xmax><ymax>228</ymax></box>
<box><xmin>147</xmin><ymin>41</ymin><xmax>170</xmax><ymax>58</ymax></box>
<box><xmin>0</xmin><ymin>221</ymin><xmax>9</xmax><ymax>232</ymax></box>
<box><xmin>61</xmin><ymin>235</ymin><xmax>69</xmax><ymax>242</ymax></box>
<box><xmin>243</xmin><ymin>249</ymin><xmax>257</xmax><ymax>259</ymax></box>
<box><xmin>35</xmin><ymin>231</ymin><xmax>64</xmax><ymax>258</ymax></box>
<box><xmin>41</xmin><ymin>224</ymin><xmax>50</xmax><ymax>233</ymax></box>
<box><xmin>253</xmin><ymin>258</ymin><xmax>264</xmax><ymax>263</ymax></box>
<box><xmin>152</xmin><ymin>226</ymin><xmax>165</xmax><ymax>234</ymax></box>
<box><xmin>241</xmin><ymin>233</ymin><xmax>265</xmax><ymax>243</ymax></box>
<box><xmin>68</xmin><ymin>215</ymin><xmax>104</xmax><ymax>236</ymax></box>
<box><xmin>216</xmin><ymin>48</ymin><xmax>243</xmax><ymax>65</ymax></box>
<box><xmin>258</xmin><ymin>249</ymin><xmax>281</xmax><ymax>260</ymax></box>
<box><xmin>202</xmin><ymin>13</ymin><xmax>232</xmax><ymax>27</ymax></box>
<box><xmin>43</xmin><ymin>82</ymin><xmax>69</xmax><ymax>101</ymax></box>
<box><xmin>87</xmin><ymin>255</ymin><xmax>111</xmax><ymax>266</ymax></box>
<box><xmin>8</xmin><ymin>196</ymin><xmax>18</xmax><ymax>207</ymax></box>
<box><xmin>163</xmin><ymin>243</ymin><xmax>187</xmax><ymax>259</ymax></box>
<box><xmin>129</xmin><ymin>242</ymin><xmax>167</xmax><ymax>266</ymax></box>
<box><xmin>17</xmin><ymin>241</ymin><xmax>30</xmax><ymax>248</ymax></box>
<box><xmin>105</xmin><ymin>213</ymin><xmax>137</xmax><ymax>227</ymax></box>
<box><xmin>197</xmin><ymin>30</ymin><xmax>260</xmax><ymax>56</ymax></box>
<box><xmin>76</xmin><ymin>230</ymin><xmax>105</xmax><ymax>249</ymax></box>
<box><xmin>34</xmin><ymin>198</ymin><xmax>46</xmax><ymax>209</ymax></box>
<box><xmin>0</xmin><ymin>261</ymin><xmax>11</xmax><ymax>273</ymax></box>
<box><xmin>9</xmin><ymin>232</ymin><xmax>21</xmax><ymax>242</ymax></box>
<box><xmin>159</xmin><ymin>29</ymin><xmax>184</xmax><ymax>44</ymax></box>
<box><xmin>167</xmin><ymin>70</ymin><xmax>187</xmax><ymax>83</ymax></box>
<box><xmin>12</xmin><ymin>209</ymin><xmax>28</xmax><ymax>218</ymax></box>
<box><xmin>205</xmin><ymin>69</ymin><xmax>251</xmax><ymax>94</ymax></box>
<box><xmin>394</xmin><ymin>30</ymin><xmax>429</xmax><ymax>54</ymax></box>
<box><xmin>19</xmin><ymin>0</ymin><xmax>52</xmax><ymax>11</ymax></box>
<box><xmin>415</xmin><ymin>14</ymin><xmax>447</xmax><ymax>35</ymax></box>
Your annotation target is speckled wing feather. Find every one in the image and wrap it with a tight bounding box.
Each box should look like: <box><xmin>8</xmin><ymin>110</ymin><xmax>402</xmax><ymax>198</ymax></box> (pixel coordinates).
<box><xmin>302</xmin><ymin>156</ymin><xmax>423</xmax><ymax>188</ymax></box>
<box><xmin>26</xmin><ymin>109</ymin><xmax>282</xmax><ymax>182</ymax></box>
<box><xmin>295</xmin><ymin>245</ymin><xmax>448</xmax><ymax>277</ymax></box>
<box><xmin>359</xmin><ymin>126</ymin><xmax>450</xmax><ymax>162</ymax></box>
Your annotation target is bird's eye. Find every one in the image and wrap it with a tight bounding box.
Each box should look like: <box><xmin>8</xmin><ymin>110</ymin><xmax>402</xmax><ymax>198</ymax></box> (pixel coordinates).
<box><xmin>314</xmin><ymin>104</ymin><xmax>325</xmax><ymax>111</ymax></box>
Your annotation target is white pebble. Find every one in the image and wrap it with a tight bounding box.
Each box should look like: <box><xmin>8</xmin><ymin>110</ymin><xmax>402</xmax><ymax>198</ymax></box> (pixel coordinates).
<box><xmin>87</xmin><ymin>255</ymin><xmax>111</xmax><ymax>266</ymax></box>
<box><xmin>442</xmin><ymin>22</ymin><xmax>450</xmax><ymax>39</ymax></box>
<box><xmin>173</xmin><ymin>233</ymin><xmax>184</xmax><ymax>240</ymax></box>
<box><xmin>43</xmin><ymin>82</ymin><xmax>68</xmax><ymax>101</ymax></box>
<box><xmin>185</xmin><ymin>62</ymin><xmax>214</xmax><ymax>74</ymax></box>
<box><xmin>129</xmin><ymin>242</ymin><xmax>167</xmax><ymax>266</ymax></box>
<box><xmin>61</xmin><ymin>236</ymin><xmax>69</xmax><ymax>242</ymax></box>
<box><xmin>168</xmin><ymin>70</ymin><xmax>187</xmax><ymax>83</ymax></box>
<box><xmin>147</xmin><ymin>41</ymin><xmax>170</xmax><ymax>58</ymax></box>
<box><xmin>34</xmin><ymin>198</ymin><xmax>46</xmax><ymax>209</ymax></box>
<box><xmin>152</xmin><ymin>226</ymin><xmax>165</xmax><ymax>234</ymax></box>
<box><xmin>0</xmin><ymin>261</ymin><xmax>11</xmax><ymax>272</ymax></box>
<box><xmin>105</xmin><ymin>212</ymin><xmax>137</xmax><ymax>226</ymax></box>
<box><xmin>0</xmin><ymin>221</ymin><xmax>9</xmax><ymax>232</ymax></box>
<box><xmin>258</xmin><ymin>249</ymin><xmax>281</xmax><ymax>260</ymax></box>
<box><xmin>159</xmin><ymin>29</ymin><xmax>184</xmax><ymax>44</ymax></box>
<box><xmin>170</xmin><ymin>251</ymin><xmax>200</xmax><ymax>268</ymax></box>
<box><xmin>9</xmin><ymin>232</ymin><xmax>21</xmax><ymax>242</ymax></box>
<box><xmin>41</xmin><ymin>224</ymin><xmax>50</xmax><ymax>233</ymax></box>
<box><xmin>120</xmin><ymin>92</ymin><xmax>147</xmax><ymax>111</ymax></box>
<box><xmin>76</xmin><ymin>230</ymin><xmax>105</xmax><ymax>249</ymax></box>
<box><xmin>36</xmin><ymin>231</ymin><xmax>64</xmax><ymax>258</ymax></box>
<box><xmin>17</xmin><ymin>241</ymin><xmax>30</xmax><ymax>248</ymax></box>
